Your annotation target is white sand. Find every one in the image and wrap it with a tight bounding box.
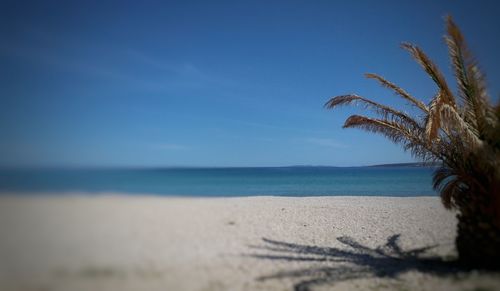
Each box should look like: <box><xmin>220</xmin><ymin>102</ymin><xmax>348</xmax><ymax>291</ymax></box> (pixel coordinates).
<box><xmin>0</xmin><ymin>194</ymin><xmax>499</xmax><ymax>291</ymax></box>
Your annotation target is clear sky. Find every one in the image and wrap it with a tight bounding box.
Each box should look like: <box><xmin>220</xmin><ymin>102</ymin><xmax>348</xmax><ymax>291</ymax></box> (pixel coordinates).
<box><xmin>1</xmin><ymin>0</ymin><xmax>499</xmax><ymax>167</ymax></box>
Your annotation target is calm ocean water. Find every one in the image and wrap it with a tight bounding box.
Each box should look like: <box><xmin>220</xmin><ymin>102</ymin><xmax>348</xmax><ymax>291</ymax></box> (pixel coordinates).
<box><xmin>0</xmin><ymin>167</ymin><xmax>437</xmax><ymax>197</ymax></box>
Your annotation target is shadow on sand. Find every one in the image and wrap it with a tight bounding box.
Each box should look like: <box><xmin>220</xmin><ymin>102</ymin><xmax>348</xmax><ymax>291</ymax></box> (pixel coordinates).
<box><xmin>248</xmin><ymin>234</ymin><xmax>471</xmax><ymax>291</ymax></box>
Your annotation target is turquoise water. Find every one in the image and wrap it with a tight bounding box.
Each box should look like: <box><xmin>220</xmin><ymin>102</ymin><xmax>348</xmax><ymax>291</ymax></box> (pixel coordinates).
<box><xmin>0</xmin><ymin>167</ymin><xmax>437</xmax><ymax>196</ymax></box>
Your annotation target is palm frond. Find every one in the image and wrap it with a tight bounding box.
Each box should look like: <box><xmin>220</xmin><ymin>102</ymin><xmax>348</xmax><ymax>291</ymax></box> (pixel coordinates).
<box><xmin>325</xmin><ymin>94</ymin><xmax>420</xmax><ymax>129</ymax></box>
<box><xmin>440</xmin><ymin>103</ymin><xmax>482</xmax><ymax>148</ymax></box>
<box><xmin>343</xmin><ymin>115</ymin><xmax>412</xmax><ymax>139</ymax></box>
<box><xmin>425</xmin><ymin>92</ymin><xmax>443</xmax><ymax>141</ymax></box>
<box><xmin>342</xmin><ymin>115</ymin><xmax>438</xmax><ymax>159</ymax></box>
<box><xmin>467</xmin><ymin>66</ymin><xmax>498</xmax><ymax>135</ymax></box>
<box><xmin>401</xmin><ymin>42</ymin><xmax>457</xmax><ymax>108</ymax></box>
<box><xmin>445</xmin><ymin>15</ymin><xmax>494</xmax><ymax>138</ymax></box>
<box><xmin>364</xmin><ymin>73</ymin><xmax>428</xmax><ymax>113</ymax></box>
<box><xmin>433</xmin><ymin>166</ymin><xmax>463</xmax><ymax>209</ymax></box>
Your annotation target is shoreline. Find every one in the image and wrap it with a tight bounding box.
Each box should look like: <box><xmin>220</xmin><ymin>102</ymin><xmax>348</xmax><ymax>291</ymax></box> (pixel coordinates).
<box><xmin>0</xmin><ymin>191</ymin><xmax>440</xmax><ymax>198</ymax></box>
<box><xmin>1</xmin><ymin>194</ymin><xmax>498</xmax><ymax>290</ymax></box>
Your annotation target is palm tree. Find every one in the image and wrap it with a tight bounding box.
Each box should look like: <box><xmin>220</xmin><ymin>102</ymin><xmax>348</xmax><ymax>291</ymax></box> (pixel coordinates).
<box><xmin>325</xmin><ymin>16</ymin><xmax>500</xmax><ymax>268</ymax></box>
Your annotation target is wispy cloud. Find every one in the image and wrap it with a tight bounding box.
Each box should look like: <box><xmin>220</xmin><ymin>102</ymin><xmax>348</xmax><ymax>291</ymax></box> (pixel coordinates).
<box><xmin>126</xmin><ymin>49</ymin><xmax>238</xmax><ymax>89</ymax></box>
<box><xmin>0</xmin><ymin>32</ymin><xmax>234</xmax><ymax>92</ymax></box>
<box><xmin>126</xmin><ymin>50</ymin><xmax>201</xmax><ymax>75</ymax></box>
<box><xmin>150</xmin><ymin>143</ymin><xmax>190</xmax><ymax>151</ymax></box>
<box><xmin>0</xmin><ymin>42</ymin><xmax>166</xmax><ymax>89</ymax></box>
<box><xmin>303</xmin><ymin>137</ymin><xmax>347</xmax><ymax>148</ymax></box>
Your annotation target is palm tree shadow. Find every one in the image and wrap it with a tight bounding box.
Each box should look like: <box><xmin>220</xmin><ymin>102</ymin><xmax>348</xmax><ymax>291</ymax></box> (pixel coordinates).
<box><xmin>248</xmin><ymin>234</ymin><xmax>470</xmax><ymax>291</ymax></box>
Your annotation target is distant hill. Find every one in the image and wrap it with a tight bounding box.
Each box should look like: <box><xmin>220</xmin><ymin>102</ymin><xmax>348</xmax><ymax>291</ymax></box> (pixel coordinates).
<box><xmin>286</xmin><ymin>165</ymin><xmax>340</xmax><ymax>168</ymax></box>
<box><xmin>284</xmin><ymin>163</ymin><xmax>441</xmax><ymax>168</ymax></box>
<box><xmin>368</xmin><ymin>162</ymin><xmax>442</xmax><ymax>168</ymax></box>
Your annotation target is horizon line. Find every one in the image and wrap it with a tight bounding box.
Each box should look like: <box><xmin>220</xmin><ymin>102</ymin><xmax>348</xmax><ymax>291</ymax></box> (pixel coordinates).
<box><xmin>0</xmin><ymin>162</ymin><xmax>440</xmax><ymax>170</ymax></box>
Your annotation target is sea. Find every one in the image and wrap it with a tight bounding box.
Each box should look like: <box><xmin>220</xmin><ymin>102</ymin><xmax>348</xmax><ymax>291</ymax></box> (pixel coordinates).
<box><xmin>0</xmin><ymin>166</ymin><xmax>437</xmax><ymax>197</ymax></box>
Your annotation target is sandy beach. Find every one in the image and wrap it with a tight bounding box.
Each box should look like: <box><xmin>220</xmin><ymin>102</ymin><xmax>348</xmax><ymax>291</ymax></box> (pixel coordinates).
<box><xmin>0</xmin><ymin>194</ymin><xmax>499</xmax><ymax>291</ymax></box>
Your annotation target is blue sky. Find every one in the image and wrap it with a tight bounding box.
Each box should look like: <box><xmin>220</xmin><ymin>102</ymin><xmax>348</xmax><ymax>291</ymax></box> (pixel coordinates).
<box><xmin>1</xmin><ymin>0</ymin><xmax>499</xmax><ymax>167</ymax></box>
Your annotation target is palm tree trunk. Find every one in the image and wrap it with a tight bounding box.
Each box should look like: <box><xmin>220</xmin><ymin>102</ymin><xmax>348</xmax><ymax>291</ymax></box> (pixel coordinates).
<box><xmin>456</xmin><ymin>195</ymin><xmax>500</xmax><ymax>268</ymax></box>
